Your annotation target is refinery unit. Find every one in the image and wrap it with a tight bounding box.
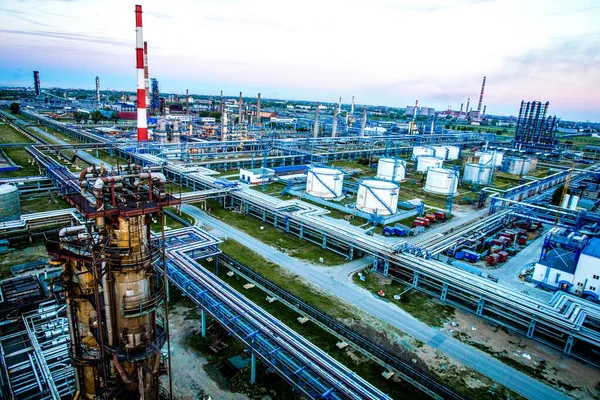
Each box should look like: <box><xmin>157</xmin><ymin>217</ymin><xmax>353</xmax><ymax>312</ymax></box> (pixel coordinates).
<box><xmin>0</xmin><ymin>4</ymin><xmax>600</xmax><ymax>400</ymax></box>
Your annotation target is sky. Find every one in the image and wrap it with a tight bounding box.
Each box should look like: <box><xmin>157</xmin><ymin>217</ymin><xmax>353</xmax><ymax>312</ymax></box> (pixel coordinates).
<box><xmin>0</xmin><ymin>0</ymin><xmax>599</xmax><ymax>121</ymax></box>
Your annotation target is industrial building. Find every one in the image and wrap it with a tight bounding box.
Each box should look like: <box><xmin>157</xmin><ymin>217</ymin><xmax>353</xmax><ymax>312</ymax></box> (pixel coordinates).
<box><xmin>512</xmin><ymin>100</ymin><xmax>559</xmax><ymax>151</ymax></box>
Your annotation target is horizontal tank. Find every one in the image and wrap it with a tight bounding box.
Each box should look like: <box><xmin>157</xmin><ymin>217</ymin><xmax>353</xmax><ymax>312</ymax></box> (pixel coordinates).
<box><xmin>306</xmin><ymin>167</ymin><xmax>344</xmax><ymax>198</ymax></box>
<box><xmin>433</xmin><ymin>146</ymin><xmax>448</xmax><ymax>160</ymax></box>
<box><xmin>356</xmin><ymin>179</ymin><xmax>399</xmax><ymax>216</ymax></box>
<box><xmin>376</xmin><ymin>158</ymin><xmax>406</xmax><ymax>182</ymax></box>
<box><xmin>424</xmin><ymin>168</ymin><xmax>458</xmax><ymax>195</ymax></box>
<box><xmin>415</xmin><ymin>156</ymin><xmax>443</xmax><ymax>172</ymax></box>
<box><xmin>0</xmin><ymin>184</ymin><xmax>21</xmax><ymax>222</ymax></box>
<box><xmin>412</xmin><ymin>146</ymin><xmax>434</xmax><ymax>159</ymax></box>
<box><xmin>445</xmin><ymin>146</ymin><xmax>460</xmax><ymax>160</ymax></box>
<box><xmin>463</xmin><ymin>163</ymin><xmax>492</xmax><ymax>185</ymax></box>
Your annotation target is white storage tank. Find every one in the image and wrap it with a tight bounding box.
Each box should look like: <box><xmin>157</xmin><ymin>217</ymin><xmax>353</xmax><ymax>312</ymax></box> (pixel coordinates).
<box><xmin>445</xmin><ymin>146</ymin><xmax>460</xmax><ymax>160</ymax></box>
<box><xmin>415</xmin><ymin>156</ymin><xmax>443</xmax><ymax>172</ymax></box>
<box><xmin>412</xmin><ymin>146</ymin><xmax>434</xmax><ymax>159</ymax></box>
<box><xmin>475</xmin><ymin>151</ymin><xmax>494</xmax><ymax>166</ymax></box>
<box><xmin>0</xmin><ymin>184</ymin><xmax>21</xmax><ymax>222</ymax></box>
<box><xmin>569</xmin><ymin>195</ymin><xmax>579</xmax><ymax>210</ymax></box>
<box><xmin>356</xmin><ymin>179</ymin><xmax>399</xmax><ymax>216</ymax></box>
<box><xmin>502</xmin><ymin>157</ymin><xmax>531</xmax><ymax>175</ymax></box>
<box><xmin>376</xmin><ymin>158</ymin><xmax>406</xmax><ymax>182</ymax></box>
<box><xmin>424</xmin><ymin>168</ymin><xmax>459</xmax><ymax>195</ymax></box>
<box><xmin>433</xmin><ymin>146</ymin><xmax>449</xmax><ymax>160</ymax></box>
<box><xmin>492</xmin><ymin>151</ymin><xmax>504</xmax><ymax>168</ymax></box>
<box><xmin>561</xmin><ymin>194</ymin><xmax>571</xmax><ymax>209</ymax></box>
<box><xmin>463</xmin><ymin>163</ymin><xmax>493</xmax><ymax>185</ymax></box>
<box><xmin>306</xmin><ymin>167</ymin><xmax>344</xmax><ymax>198</ymax></box>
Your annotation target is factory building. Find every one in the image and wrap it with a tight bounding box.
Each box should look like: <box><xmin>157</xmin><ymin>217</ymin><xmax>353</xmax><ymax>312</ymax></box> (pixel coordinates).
<box><xmin>532</xmin><ymin>233</ymin><xmax>600</xmax><ymax>300</ymax></box>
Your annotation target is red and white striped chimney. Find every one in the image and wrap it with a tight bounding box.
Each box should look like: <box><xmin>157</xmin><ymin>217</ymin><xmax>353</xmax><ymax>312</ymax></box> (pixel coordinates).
<box><xmin>144</xmin><ymin>41</ymin><xmax>149</xmax><ymax>109</ymax></box>
<box><xmin>135</xmin><ymin>5</ymin><xmax>148</xmax><ymax>142</ymax></box>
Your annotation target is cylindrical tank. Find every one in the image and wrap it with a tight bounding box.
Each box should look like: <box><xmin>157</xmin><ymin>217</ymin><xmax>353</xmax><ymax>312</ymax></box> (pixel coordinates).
<box><xmin>412</xmin><ymin>146</ymin><xmax>434</xmax><ymax>159</ymax></box>
<box><xmin>561</xmin><ymin>194</ymin><xmax>571</xmax><ymax>209</ymax></box>
<box><xmin>445</xmin><ymin>146</ymin><xmax>460</xmax><ymax>160</ymax></box>
<box><xmin>502</xmin><ymin>157</ymin><xmax>531</xmax><ymax>175</ymax></box>
<box><xmin>433</xmin><ymin>146</ymin><xmax>448</xmax><ymax>160</ymax></box>
<box><xmin>424</xmin><ymin>168</ymin><xmax>458</xmax><ymax>195</ymax></box>
<box><xmin>356</xmin><ymin>179</ymin><xmax>399</xmax><ymax>215</ymax></box>
<box><xmin>416</xmin><ymin>156</ymin><xmax>443</xmax><ymax>172</ymax></box>
<box><xmin>569</xmin><ymin>195</ymin><xmax>579</xmax><ymax>210</ymax></box>
<box><xmin>306</xmin><ymin>167</ymin><xmax>344</xmax><ymax>198</ymax></box>
<box><xmin>492</xmin><ymin>151</ymin><xmax>504</xmax><ymax>167</ymax></box>
<box><xmin>376</xmin><ymin>158</ymin><xmax>406</xmax><ymax>182</ymax></box>
<box><xmin>463</xmin><ymin>163</ymin><xmax>493</xmax><ymax>185</ymax></box>
<box><xmin>0</xmin><ymin>184</ymin><xmax>21</xmax><ymax>222</ymax></box>
<box><xmin>423</xmin><ymin>168</ymin><xmax>459</xmax><ymax>195</ymax></box>
<box><xmin>475</xmin><ymin>151</ymin><xmax>494</xmax><ymax>166</ymax></box>
<box><xmin>530</xmin><ymin>157</ymin><xmax>538</xmax><ymax>171</ymax></box>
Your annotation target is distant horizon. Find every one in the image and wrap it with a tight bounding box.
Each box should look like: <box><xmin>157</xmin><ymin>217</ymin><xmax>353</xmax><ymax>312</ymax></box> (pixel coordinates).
<box><xmin>1</xmin><ymin>0</ymin><xmax>599</xmax><ymax>122</ymax></box>
<box><xmin>4</xmin><ymin>83</ymin><xmax>599</xmax><ymax>124</ymax></box>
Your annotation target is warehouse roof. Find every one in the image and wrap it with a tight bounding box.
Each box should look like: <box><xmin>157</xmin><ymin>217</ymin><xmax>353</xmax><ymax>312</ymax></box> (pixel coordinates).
<box><xmin>582</xmin><ymin>238</ymin><xmax>600</xmax><ymax>259</ymax></box>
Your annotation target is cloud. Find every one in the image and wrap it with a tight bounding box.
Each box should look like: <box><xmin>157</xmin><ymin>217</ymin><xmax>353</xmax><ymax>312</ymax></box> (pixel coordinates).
<box><xmin>0</xmin><ymin>29</ymin><xmax>128</xmax><ymax>46</ymax></box>
<box><xmin>146</xmin><ymin>11</ymin><xmax>174</xmax><ymax>20</ymax></box>
<box><xmin>202</xmin><ymin>15</ymin><xmax>295</xmax><ymax>31</ymax></box>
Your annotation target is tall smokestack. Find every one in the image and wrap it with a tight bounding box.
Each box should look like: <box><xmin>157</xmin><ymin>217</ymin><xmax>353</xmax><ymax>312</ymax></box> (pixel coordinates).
<box><xmin>219</xmin><ymin>90</ymin><xmax>223</xmax><ymax>113</ymax></box>
<box><xmin>238</xmin><ymin>92</ymin><xmax>243</xmax><ymax>124</ymax></box>
<box><xmin>95</xmin><ymin>76</ymin><xmax>100</xmax><ymax>102</ymax></box>
<box><xmin>33</xmin><ymin>71</ymin><xmax>40</xmax><ymax>96</ymax></box>
<box><xmin>482</xmin><ymin>105</ymin><xmax>487</xmax><ymax>118</ymax></box>
<box><xmin>313</xmin><ymin>102</ymin><xmax>320</xmax><ymax>138</ymax></box>
<box><xmin>338</xmin><ymin>96</ymin><xmax>342</xmax><ymax>113</ymax></box>
<box><xmin>186</xmin><ymin>89</ymin><xmax>189</xmax><ymax>114</ymax></box>
<box><xmin>477</xmin><ymin>76</ymin><xmax>486</xmax><ymax>115</ymax></box>
<box><xmin>459</xmin><ymin>103</ymin><xmax>464</xmax><ymax>114</ymax></box>
<box><xmin>135</xmin><ymin>5</ymin><xmax>148</xmax><ymax>141</ymax></box>
<box><xmin>144</xmin><ymin>42</ymin><xmax>149</xmax><ymax>107</ymax></box>
<box><xmin>413</xmin><ymin>100</ymin><xmax>418</xmax><ymax>121</ymax></box>
<box><xmin>465</xmin><ymin>98</ymin><xmax>470</xmax><ymax>118</ymax></box>
<box><xmin>351</xmin><ymin>96</ymin><xmax>355</xmax><ymax>114</ymax></box>
<box><xmin>360</xmin><ymin>106</ymin><xmax>367</xmax><ymax>137</ymax></box>
<box><xmin>331</xmin><ymin>103</ymin><xmax>338</xmax><ymax>138</ymax></box>
<box><xmin>256</xmin><ymin>93</ymin><xmax>261</xmax><ymax>127</ymax></box>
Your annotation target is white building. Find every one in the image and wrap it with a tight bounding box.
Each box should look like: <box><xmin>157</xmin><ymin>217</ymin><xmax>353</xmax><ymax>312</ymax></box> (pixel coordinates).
<box><xmin>239</xmin><ymin>168</ymin><xmax>274</xmax><ymax>184</ymax></box>
<box><xmin>531</xmin><ymin>237</ymin><xmax>600</xmax><ymax>301</ymax></box>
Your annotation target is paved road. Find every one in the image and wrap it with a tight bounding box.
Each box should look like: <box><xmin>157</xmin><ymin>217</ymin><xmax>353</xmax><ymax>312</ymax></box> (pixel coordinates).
<box><xmin>182</xmin><ymin>204</ymin><xmax>569</xmax><ymax>400</ymax></box>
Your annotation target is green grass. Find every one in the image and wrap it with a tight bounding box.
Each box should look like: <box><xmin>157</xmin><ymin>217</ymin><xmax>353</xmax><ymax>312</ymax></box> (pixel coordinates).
<box><xmin>0</xmin><ymin>239</ymin><xmax>49</xmax><ymax>279</ymax></box>
<box><xmin>352</xmin><ymin>269</ymin><xmax>455</xmax><ymax>327</ymax></box>
<box><xmin>19</xmin><ymin>192</ymin><xmax>71</xmax><ymax>213</ymax></box>
<box><xmin>201</xmin><ymin>243</ymin><xmax>429</xmax><ymax>399</ymax></box>
<box><xmin>202</xmin><ymin>200</ymin><xmax>348</xmax><ymax>266</ymax></box>
<box><xmin>219</xmin><ymin>239</ymin><xmax>354</xmax><ymax>319</ymax></box>
<box><xmin>0</xmin><ymin>119</ymin><xmax>40</xmax><ymax>178</ymax></box>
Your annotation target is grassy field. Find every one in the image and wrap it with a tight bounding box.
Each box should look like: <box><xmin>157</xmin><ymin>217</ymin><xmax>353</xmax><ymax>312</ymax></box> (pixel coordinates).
<box><xmin>202</xmin><ymin>200</ymin><xmax>348</xmax><ymax>265</ymax></box>
<box><xmin>209</xmin><ymin>240</ymin><xmax>521</xmax><ymax>400</ymax></box>
<box><xmin>352</xmin><ymin>269</ymin><xmax>455</xmax><ymax>327</ymax></box>
<box><xmin>19</xmin><ymin>192</ymin><xmax>72</xmax><ymax>213</ymax></box>
<box><xmin>0</xmin><ymin>120</ymin><xmax>40</xmax><ymax>178</ymax></box>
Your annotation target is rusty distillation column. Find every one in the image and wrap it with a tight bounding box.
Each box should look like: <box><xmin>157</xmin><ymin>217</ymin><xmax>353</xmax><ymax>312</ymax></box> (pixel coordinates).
<box><xmin>48</xmin><ymin>165</ymin><xmax>179</xmax><ymax>399</ymax></box>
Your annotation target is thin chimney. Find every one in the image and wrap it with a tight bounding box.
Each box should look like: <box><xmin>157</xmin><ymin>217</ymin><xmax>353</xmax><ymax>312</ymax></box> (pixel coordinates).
<box><xmin>313</xmin><ymin>102</ymin><xmax>320</xmax><ymax>138</ymax></box>
<box><xmin>135</xmin><ymin>5</ymin><xmax>148</xmax><ymax>141</ymax></box>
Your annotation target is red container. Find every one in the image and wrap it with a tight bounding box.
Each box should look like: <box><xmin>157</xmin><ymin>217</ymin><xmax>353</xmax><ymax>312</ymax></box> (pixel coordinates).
<box><xmin>486</xmin><ymin>254</ymin><xmax>499</xmax><ymax>266</ymax></box>
<box><xmin>425</xmin><ymin>214</ymin><xmax>436</xmax><ymax>222</ymax></box>
<box><xmin>434</xmin><ymin>212</ymin><xmax>446</xmax><ymax>220</ymax></box>
<box><xmin>413</xmin><ymin>220</ymin><xmax>424</xmax><ymax>227</ymax></box>
<box><xmin>491</xmin><ymin>239</ymin><xmax>504</xmax><ymax>247</ymax></box>
<box><xmin>497</xmin><ymin>251</ymin><xmax>509</xmax><ymax>262</ymax></box>
<box><xmin>518</xmin><ymin>236</ymin><xmax>528</xmax><ymax>245</ymax></box>
<box><xmin>416</xmin><ymin>217</ymin><xmax>430</xmax><ymax>226</ymax></box>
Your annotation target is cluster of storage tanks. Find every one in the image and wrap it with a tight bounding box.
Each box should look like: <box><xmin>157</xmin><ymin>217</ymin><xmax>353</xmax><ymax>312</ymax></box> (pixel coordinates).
<box><xmin>561</xmin><ymin>194</ymin><xmax>580</xmax><ymax>210</ymax></box>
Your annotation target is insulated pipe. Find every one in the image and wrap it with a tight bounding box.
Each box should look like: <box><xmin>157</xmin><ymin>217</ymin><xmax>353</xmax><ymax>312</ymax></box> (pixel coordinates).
<box><xmin>59</xmin><ymin>225</ymin><xmax>86</xmax><ymax>240</ymax></box>
<box><xmin>135</xmin><ymin>5</ymin><xmax>148</xmax><ymax>141</ymax></box>
<box><xmin>113</xmin><ymin>345</ymin><xmax>134</xmax><ymax>384</ymax></box>
<box><xmin>101</xmin><ymin>261</ymin><xmax>114</xmax><ymax>347</ymax></box>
